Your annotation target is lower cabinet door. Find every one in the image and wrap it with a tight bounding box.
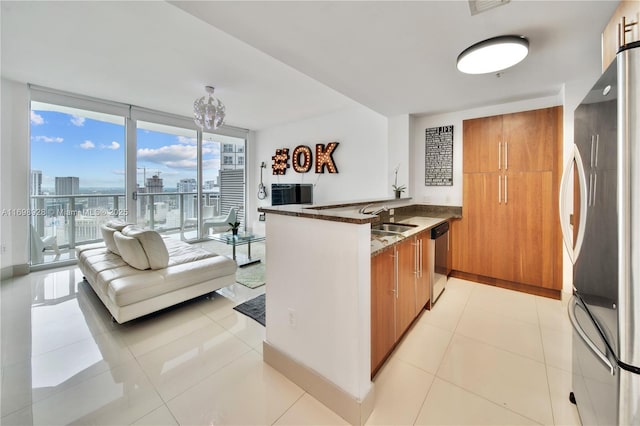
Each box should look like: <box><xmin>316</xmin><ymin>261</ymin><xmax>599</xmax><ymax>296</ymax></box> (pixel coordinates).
<box><xmin>415</xmin><ymin>231</ymin><xmax>430</xmax><ymax>313</ymax></box>
<box><xmin>371</xmin><ymin>248</ymin><xmax>395</xmax><ymax>374</ymax></box>
<box><xmin>396</xmin><ymin>238</ymin><xmax>417</xmax><ymax>338</ymax></box>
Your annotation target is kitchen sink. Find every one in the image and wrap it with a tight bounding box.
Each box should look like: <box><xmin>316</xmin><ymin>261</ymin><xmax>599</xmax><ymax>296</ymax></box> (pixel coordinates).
<box><xmin>371</xmin><ymin>222</ymin><xmax>417</xmax><ymax>233</ymax></box>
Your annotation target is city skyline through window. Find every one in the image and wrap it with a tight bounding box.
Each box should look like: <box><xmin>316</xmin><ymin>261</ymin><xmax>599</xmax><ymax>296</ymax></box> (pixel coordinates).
<box><xmin>29</xmin><ymin>99</ymin><xmax>247</xmax><ymax>267</ymax></box>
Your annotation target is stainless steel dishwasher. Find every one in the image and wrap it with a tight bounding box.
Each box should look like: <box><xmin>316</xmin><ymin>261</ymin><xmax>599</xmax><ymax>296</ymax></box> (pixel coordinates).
<box><xmin>430</xmin><ymin>221</ymin><xmax>450</xmax><ymax>307</ymax></box>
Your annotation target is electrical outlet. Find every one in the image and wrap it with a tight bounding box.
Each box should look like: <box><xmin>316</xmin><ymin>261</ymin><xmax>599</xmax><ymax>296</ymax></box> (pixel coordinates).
<box><xmin>288</xmin><ymin>308</ymin><xmax>297</xmax><ymax>328</ymax></box>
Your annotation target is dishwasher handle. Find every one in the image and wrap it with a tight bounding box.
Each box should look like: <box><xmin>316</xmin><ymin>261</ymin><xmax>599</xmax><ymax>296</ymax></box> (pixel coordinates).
<box><xmin>431</xmin><ymin>221</ymin><xmax>449</xmax><ymax>239</ymax></box>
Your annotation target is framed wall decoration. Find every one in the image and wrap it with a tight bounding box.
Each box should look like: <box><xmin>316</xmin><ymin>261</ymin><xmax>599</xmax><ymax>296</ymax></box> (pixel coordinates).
<box><xmin>425</xmin><ymin>125</ymin><xmax>453</xmax><ymax>186</ymax></box>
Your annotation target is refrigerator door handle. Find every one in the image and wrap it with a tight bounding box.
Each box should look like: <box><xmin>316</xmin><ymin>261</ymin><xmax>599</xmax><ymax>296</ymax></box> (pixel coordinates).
<box><xmin>559</xmin><ymin>144</ymin><xmax>588</xmax><ymax>264</ymax></box>
<box><xmin>568</xmin><ymin>296</ymin><xmax>615</xmax><ymax>376</ymax></box>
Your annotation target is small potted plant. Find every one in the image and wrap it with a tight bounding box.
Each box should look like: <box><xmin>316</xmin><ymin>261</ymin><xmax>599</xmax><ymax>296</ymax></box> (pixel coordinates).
<box><xmin>229</xmin><ymin>221</ymin><xmax>241</xmax><ymax>236</ymax></box>
<box><xmin>392</xmin><ymin>164</ymin><xmax>406</xmax><ymax>199</ymax></box>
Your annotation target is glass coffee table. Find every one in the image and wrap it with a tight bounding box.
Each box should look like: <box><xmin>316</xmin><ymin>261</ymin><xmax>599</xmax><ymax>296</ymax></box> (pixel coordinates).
<box><xmin>209</xmin><ymin>231</ymin><xmax>265</xmax><ymax>267</ymax></box>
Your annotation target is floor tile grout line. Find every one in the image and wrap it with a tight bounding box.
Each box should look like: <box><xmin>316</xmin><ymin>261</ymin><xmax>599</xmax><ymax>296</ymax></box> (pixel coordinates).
<box><xmin>431</xmin><ymin>376</ymin><xmax>546</xmax><ymax>426</ymax></box>
<box><xmin>270</xmin><ymin>391</ymin><xmax>306</xmax><ymax>426</ymax></box>
<box><xmin>132</xmin><ymin>328</ymin><xmax>255</xmax><ymax>405</ymax></box>
<box><xmin>161</xmin><ymin>349</ymin><xmax>264</xmax><ymax>422</ymax></box>
<box><xmin>536</xmin><ymin>294</ymin><xmax>560</xmax><ymax>426</ymax></box>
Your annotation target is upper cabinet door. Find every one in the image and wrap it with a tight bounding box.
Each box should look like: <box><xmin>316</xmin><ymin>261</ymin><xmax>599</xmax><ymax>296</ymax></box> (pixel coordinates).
<box><xmin>502</xmin><ymin>107</ymin><xmax>560</xmax><ymax>173</ymax></box>
<box><xmin>463</xmin><ymin>115</ymin><xmax>503</xmax><ymax>173</ymax></box>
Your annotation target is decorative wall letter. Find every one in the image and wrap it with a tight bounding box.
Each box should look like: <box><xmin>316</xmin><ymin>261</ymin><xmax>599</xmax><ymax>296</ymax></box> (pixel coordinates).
<box><xmin>292</xmin><ymin>145</ymin><xmax>312</xmax><ymax>173</ymax></box>
<box><xmin>315</xmin><ymin>142</ymin><xmax>339</xmax><ymax>174</ymax></box>
<box><xmin>272</xmin><ymin>148</ymin><xmax>290</xmax><ymax>175</ymax></box>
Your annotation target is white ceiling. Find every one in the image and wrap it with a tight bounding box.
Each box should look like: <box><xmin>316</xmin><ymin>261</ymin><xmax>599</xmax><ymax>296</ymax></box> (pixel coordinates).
<box><xmin>1</xmin><ymin>1</ymin><xmax>619</xmax><ymax>130</ymax></box>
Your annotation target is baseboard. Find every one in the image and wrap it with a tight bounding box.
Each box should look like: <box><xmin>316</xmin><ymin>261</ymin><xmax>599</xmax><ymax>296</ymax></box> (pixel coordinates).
<box><xmin>450</xmin><ymin>270</ymin><xmax>561</xmax><ymax>299</ymax></box>
<box><xmin>263</xmin><ymin>342</ymin><xmax>375</xmax><ymax>426</ymax></box>
<box><xmin>1</xmin><ymin>263</ymin><xmax>29</xmax><ymax>280</ymax></box>
<box><xmin>0</xmin><ymin>266</ymin><xmax>11</xmax><ymax>280</ymax></box>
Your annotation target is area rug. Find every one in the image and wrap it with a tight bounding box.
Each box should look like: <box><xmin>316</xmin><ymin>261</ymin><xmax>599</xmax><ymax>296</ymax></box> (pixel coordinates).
<box><xmin>233</xmin><ymin>294</ymin><xmax>265</xmax><ymax>326</ymax></box>
<box><xmin>235</xmin><ymin>262</ymin><xmax>266</xmax><ymax>289</ymax></box>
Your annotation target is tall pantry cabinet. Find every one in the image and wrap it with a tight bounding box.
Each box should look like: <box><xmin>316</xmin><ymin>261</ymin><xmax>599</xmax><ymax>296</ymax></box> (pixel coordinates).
<box><xmin>452</xmin><ymin>106</ymin><xmax>563</xmax><ymax>298</ymax></box>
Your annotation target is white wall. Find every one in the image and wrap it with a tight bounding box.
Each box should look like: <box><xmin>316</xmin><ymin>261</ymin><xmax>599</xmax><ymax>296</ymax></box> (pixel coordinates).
<box><xmin>1</xmin><ymin>79</ymin><xmax>30</xmax><ymax>276</ymax></box>
<box><xmin>388</xmin><ymin>114</ymin><xmax>410</xmax><ymax>197</ymax></box>
<box><xmin>247</xmin><ymin>106</ymin><xmax>388</xmax><ymax>227</ymax></box>
<box><xmin>265</xmin><ymin>213</ymin><xmax>371</xmax><ymax>400</ymax></box>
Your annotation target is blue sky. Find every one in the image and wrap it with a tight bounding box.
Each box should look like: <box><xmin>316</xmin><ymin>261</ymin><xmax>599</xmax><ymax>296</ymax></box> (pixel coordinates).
<box><xmin>30</xmin><ymin>109</ymin><xmax>222</xmax><ymax>192</ymax></box>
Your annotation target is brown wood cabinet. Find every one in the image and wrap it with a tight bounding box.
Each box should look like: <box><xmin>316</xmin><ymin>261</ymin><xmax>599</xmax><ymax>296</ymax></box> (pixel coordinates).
<box><xmin>602</xmin><ymin>1</ymin><xmax>640</xmax><ymax>72</ymax></box>
<box><xmin>453</xmin><ymin>106</ymin><xmax>563</xmax><ymax>298</ymax></box>
<box><xmin>371</xmin><ymin>246</ymin><xmax>395</xmax><ymax>374</ymax></box>
<box><xmin>415</xmin><ymin>230</ymin><xmax>430</xmax><ymax>313</ymax></box>
<box><xmin>396</xmin><ymin>237</ymin><xmax>417</xmax><ymax>336</ymax></box>
<box><xmin>371</xmin><ymin>231</ymin><xmax>431</xmax><ymax>376</ymax></box>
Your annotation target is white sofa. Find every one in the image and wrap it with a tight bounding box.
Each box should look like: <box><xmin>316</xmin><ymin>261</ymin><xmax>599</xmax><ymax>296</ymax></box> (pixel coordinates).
<box><xmin>77</xmin><ymin>221</ymin><xmax>237</xmax><ymax>324</ymax></box>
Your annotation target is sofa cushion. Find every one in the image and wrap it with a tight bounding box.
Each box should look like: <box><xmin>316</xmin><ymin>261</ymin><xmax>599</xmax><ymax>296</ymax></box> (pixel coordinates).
<box><xmin>121</xmin><ymin>226</ymin><xmax>169</xmax><ymax>270</ymax></box>
<box><xmin>106</xmin><ymin>219</ymin><xmax>129</xmax><ymax>231</ymax></box>
<box><xmin>107</xmin><ymin>255</ymin><xmax>237</xmax><ymax>306</ymax></box>
<box><xmin>100</xmin><ymin>224</ymin><xmax>120</xmax><ymax>255</ymax></box>
<box><xmin>113</xmin><ymin>232</ymin><xmax>150</xmax><ymax>270</ymax></box>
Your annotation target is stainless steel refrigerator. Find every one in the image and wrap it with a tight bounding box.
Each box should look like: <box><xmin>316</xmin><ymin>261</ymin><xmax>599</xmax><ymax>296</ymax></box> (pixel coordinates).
<box><xmin>559</xmin><ymin>40</ymin><xmax>640</xmax><ymax>425</ymax></box>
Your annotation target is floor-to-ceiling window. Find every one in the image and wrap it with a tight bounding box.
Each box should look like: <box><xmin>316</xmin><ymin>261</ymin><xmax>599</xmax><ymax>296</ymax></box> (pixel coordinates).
<box><xmin>29</xmin><ymin>87</ymin><xmax>248</xmax><ymax>268</ymax></box>
<box><xmin>202</xmin><ymin>132</ymin><xmax>246</xmax><ymax>233</ymax></box>
<box><xmin>29</xmin><ymin>101</ymin><xmax>126</xmax><ymax>266</ymax></box>
<box><xmin>135</xmin><ymin>121</ymin><xmax>198</xmax><ymax>236</ymax></box>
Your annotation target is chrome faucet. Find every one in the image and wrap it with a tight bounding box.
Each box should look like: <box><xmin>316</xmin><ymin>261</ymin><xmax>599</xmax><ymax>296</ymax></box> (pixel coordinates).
<box><xmin>359</xmin><ymin>204</ymin><xmax>389</xmax><ymax>215</ymax></box>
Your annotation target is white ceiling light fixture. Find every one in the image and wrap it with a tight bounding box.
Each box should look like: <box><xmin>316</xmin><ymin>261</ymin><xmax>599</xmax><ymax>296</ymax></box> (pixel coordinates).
<box><xmin>456</xmin><ymin>35</ymin><xmax>529</xmax><ymax>75</ymax></box>
<box><xmin>193</xmin><ymin>86</ymin><xmax>226</xmax><ymax>130</ymax></box>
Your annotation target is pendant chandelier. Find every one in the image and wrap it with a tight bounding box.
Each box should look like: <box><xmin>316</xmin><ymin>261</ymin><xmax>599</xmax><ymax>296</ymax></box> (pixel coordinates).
<box><xmin>193</xmin><ymin>86</ymin><xmax>226</xmax><ymax>130</ymax></box>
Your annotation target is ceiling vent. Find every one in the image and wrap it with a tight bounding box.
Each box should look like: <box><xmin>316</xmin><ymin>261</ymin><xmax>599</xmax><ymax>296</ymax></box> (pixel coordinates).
<box><xmin>468</xmin><ymin>0</ymin><xmax>511</xmax><ymax>16</ymax></box>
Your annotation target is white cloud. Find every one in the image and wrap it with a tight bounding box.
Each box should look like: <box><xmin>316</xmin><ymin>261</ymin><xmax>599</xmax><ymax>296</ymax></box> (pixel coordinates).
<box><xmin>100</xmin><ymin>141</ymin><xmax>120</xmax><ymax>150</ymax></box>
<box><xmin>177</xmin><ymin>136</ymin><xmax>197</xmax><ymax>145</ymax></box>
<box><xmin>30</xmin><ymin>111</ymin><xmax>44</xmax><ymax>125</ymax></box>
<box><xmin>80</xmin><ymin>140</ymin><xmax>95</xmax><ymax>149</ymax></box>
<box><xmin>164</xmin><ymin>159</ymin><xmax>198</xmax><ymax>169</ymax></box>
<box><xmin>137</xmin><ymin>145</ymin><xmax>198</xmax><ymax>169</ymax></box>
<box><xmin>34</xmin><ymin>135</ymin><xmax>63</xmax><ymax>143</ymax></box>
<box><xmin>70</xmin><ymin>115</ymin><xmax>85</xmax><ymax>126</ymax></box>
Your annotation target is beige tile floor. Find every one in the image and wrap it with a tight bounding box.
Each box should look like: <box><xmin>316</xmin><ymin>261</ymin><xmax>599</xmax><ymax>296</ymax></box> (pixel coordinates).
<box><xmin>0</xmin><ymin>266</ymin><xmax>580</xmax><ymax>425</ymax></box>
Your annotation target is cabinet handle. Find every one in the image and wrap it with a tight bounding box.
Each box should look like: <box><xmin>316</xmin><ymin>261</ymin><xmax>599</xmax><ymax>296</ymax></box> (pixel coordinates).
<box><xmin>413</xmin><ymin>238</ymin><xmax>420</xmax><ymax>277</ymax></box>
<box><xmin>618</xmin><ymin>16</ymin><xmax>639</xmax><ymax>49</ymax></box>
<box><xmin>498</xmin><ymin>142</ymin><xmax>502</xmax><ymax>170</ymax></box>
<box><xmin>504</xmin><ymin>175</ymin><xmax>508</xmax><ymax>204</ymax></box>
<box><xmin>395</xmin><ymin>252</ymin><xmax>399</xmax><ymax>299</ymax></box>
<box><xmin>498</xmin><ymin>176</ymin><xmax>502</xmax><ymax>204</ymax></box>
<box><xmin>592</xmin><ymin>172</ymin><xmax>598</xmax><ymax>206</ymax></box>
<box><xmin>595</xmin><ymin>134</ymin><xmax>599</xmax><ymax>169</ymax></box>
<box><xmin>419</xmin><ymin>239</ymin><xmax>423</xmax><ymax>277</ymax></box>
<box><xmin>505</xmin><ymin>141</ymin><xmax>508</xmax><ymax>170</ymax></box>
<box><xmin>590</xmin><ymin>135</ymin><xmax>595</xmax><ymax>168</ymax></box>
<box><xmin>587</xmin><ymin>173</ymin><xmax>593</xmax><ymax>207</ymax></box>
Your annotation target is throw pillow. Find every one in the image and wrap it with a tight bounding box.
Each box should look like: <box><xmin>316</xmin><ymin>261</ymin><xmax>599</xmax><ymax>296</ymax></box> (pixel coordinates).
<box><xmin>100</xmin><ymin>224</ymin><xmax>120</xmax><ymax>256</ymax></box>
<box><xmin>121</xmin><ymin>225</ymin><xmax>169</xmax><ymax>270</ymax></box>
<box><xmin>113</xmin><ymin>231</ymin><xmax>150</xmax><ymax>270</ymax></box>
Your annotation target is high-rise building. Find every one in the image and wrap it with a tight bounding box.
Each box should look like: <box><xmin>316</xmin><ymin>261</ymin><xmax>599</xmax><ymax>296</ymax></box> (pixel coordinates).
<box><xmin>30</xmin><ymin>170</ymin><xmax>42</xmax><ymax>195</ymax></box>
<box><xmin>55</xmin><ymin>176</ymin><xmax>79</xmax><ymax>195</ymax></box>
<box><xmin>221</xmin><ymin>143</ymin><xmax>245</xmax><ymax>170</ymax></box>
<box><xmin>203</xmin><ymin>179</ymin><xmax>218</xmax><ymax>191</ymax></box>
<box><xmin>178</xmin><ymin>178</ymin><xmax>198</xmax><ymax>218</ymax></box>
<box><xmin>177</xmin><ymin>178</ymin><xmax>197</xmax><ymax>193</ymax></box>
<box><xmin>146</xmin><ymin>174</ymin><xmax>163</xmax><ymax>194</ymax></box>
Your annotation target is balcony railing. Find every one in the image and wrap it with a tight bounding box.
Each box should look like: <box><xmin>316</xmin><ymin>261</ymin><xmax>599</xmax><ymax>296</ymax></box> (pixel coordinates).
<box><xmin>29</xmin><ymin>191</ymin><xmax>222</xmax><ymax>265</ymax></box>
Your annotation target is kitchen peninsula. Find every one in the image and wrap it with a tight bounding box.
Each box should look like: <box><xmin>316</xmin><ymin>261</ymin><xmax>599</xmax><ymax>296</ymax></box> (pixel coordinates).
<box><xmin>259</xmin><ymin>199</ymin><xmax>460</xmax><ymax>425</ymax></box>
